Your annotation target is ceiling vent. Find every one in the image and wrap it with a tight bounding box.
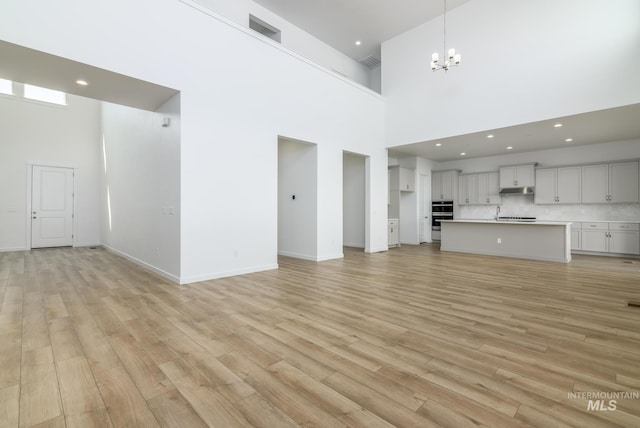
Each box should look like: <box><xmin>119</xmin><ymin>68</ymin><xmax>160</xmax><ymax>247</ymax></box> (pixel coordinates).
<box><xmin>359</xmin><ymin>56</ymin><xmax>381</xmax><ymax>69</ymax></box>
<box><xmin>249</xmin><ymin>15</ymin><xmax>281</xmax><ymax>43</ymax></box>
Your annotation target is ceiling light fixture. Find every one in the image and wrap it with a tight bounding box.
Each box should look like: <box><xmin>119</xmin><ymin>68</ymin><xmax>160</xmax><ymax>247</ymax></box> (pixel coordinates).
<box><xmin>506</xmin><ymin>146</ymin><xmax>513</xmax><ymax>150</ymax></box>
<box><xmin>435</xmin><ymin>143</ymin><xmax>442</xmax><ymax>147</ymax></box>
<box><xmin>554</xmin><ymin>123</ymin><xmax>563</xmax><ymax>128</ymax></box>
<box><xmin>565</xmin><ymin>138</ymin><xmax>573</xmax><ymax>142</ymax></box>
<box><xmin>431</xmin><ymin>0</ymin><xmax>461</xmax><ymax>72</ymax></box>
<box><xmin>75</xmin><ymin>79</ymin><xmax>88</xmax><ymax>86</ymax></box>
<box><xmin>355</xmin><ymin>40</ymin><xmax>361</xmax><ymax>46</ymax></box>
<box><xmin>487</xmin><ymin>134</ymin><xmax>494</xmax><ymax>139</ymax></box>
<box><xmin>460</xmin><ymin>152</ymin><xmax>466</xmax><ymax>156</ymax></box>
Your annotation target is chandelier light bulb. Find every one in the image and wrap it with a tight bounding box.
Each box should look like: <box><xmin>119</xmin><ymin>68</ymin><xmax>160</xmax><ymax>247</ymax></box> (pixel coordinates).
<box><xmin>431</xmin><ymin>0</ymin><xmax>461</xmax><ymax>72</ymax></box>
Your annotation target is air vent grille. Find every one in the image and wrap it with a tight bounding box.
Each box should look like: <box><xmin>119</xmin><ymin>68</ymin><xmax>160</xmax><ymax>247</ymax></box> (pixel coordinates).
<box><xmin>359</xmin><ymin>56</ymin><xmax>381</xmax><ymax>68</ymax></box>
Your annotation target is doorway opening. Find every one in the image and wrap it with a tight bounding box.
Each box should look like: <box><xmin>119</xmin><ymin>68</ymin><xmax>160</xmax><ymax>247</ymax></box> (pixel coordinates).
<box><xmin>277</xmin><ymin>137</ymin><xmax>318</xmax><ymax>260</ymax></box>
<box><xmin>343</xmin><ymin>151</ymin><xmax>367</xmax><ymax>251</ymax></box>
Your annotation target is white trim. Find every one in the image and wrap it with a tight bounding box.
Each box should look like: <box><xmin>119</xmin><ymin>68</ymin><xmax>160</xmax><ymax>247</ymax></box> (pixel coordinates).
<box><xmin>180</xmin><ymin>263</ymin><xmax>279</xmax><ymax>285</ymax></box>
<box><xmin>102</xmin><ymin>244</ymin><xmax>181</xmax><ymax>284</ymax></box>
<box><xmin>179</xmin><ymin>0</ymin><xmax>382</xmax><ymax>99</ymax></box>
<box><xmin>277</xmin><ymin>250</ymin><xmax>318</xmax><ymax>261</ymax></box>
<box><xmin>0</xmin><ymin>247</ymin><xmax>28</xmax><ymax>253</ymax></box>
<box><xmin>343</xmin><ymin>242</ymin><xmax>365</xmax><ymax>248</ymax></box>
<box><xmin>316</xmin><ymin>253</ymin><xmax>344</xmax><ymax>262</ymax></box>
<box><xmin>366</xmin><ymin>246</ymin><xmax>389</xmax><ymax>253</ymax></box>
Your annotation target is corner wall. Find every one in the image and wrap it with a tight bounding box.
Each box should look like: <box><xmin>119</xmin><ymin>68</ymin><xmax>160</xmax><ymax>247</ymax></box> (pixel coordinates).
<box><xmin>101</xmin><ymin>96</ymin><xmax>181</xmax><ymax>281</ymax></box>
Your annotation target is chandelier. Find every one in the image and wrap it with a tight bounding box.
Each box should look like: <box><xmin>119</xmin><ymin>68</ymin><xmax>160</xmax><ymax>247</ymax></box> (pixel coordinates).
<box><xmin>430</xmin><ymin>0</ymin><xmax>461</xmax><ymax>72</ymax></box>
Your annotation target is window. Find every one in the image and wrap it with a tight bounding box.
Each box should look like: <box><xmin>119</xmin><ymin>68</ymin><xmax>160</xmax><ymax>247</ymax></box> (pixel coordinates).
<box><xmin>0</xmin><ymin>78</ymin><xmax>13</xmax><ymax>95</ymax></box>
<box><xmin>23</xmin><ymin>84</ymin><xmax>66</xmax><ymax>105</ymax></box>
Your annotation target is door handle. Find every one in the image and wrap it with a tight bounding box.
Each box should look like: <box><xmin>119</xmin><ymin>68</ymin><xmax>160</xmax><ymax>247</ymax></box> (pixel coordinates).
<box><xmin>32</xmin><ymin>216</ymin><xmax>37</xmax><ymax>219</ymax></box>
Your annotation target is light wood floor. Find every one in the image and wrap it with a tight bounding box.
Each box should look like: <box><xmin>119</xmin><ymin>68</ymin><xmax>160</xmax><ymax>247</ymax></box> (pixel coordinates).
<box><xmin>1</xmin><ymin>245</ymin><xmax>639</xmax><ymax>427</ymax></box>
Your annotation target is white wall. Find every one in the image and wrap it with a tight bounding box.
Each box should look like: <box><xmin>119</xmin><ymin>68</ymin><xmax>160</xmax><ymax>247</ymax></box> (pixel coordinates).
<box><xmin>101</xmin><ymin>95</ymin><xmax>181</xmax><ymax>281</ymax></box>
<box><xmin>0</xmin><ymin>83</ymin><xmax>101</xmax><ymax>251</ymax></box>
<box><xmin>343</xmin><ymin>152</ymin><xmax>365</xmax><ymax>248</ymax></box>
<box><xmin>194</xmin><ymin>0</ymin><xmax>371</xmax><ymax>88</ymax></box>
<box><xmin>278</xmin><ymin>139</ymin><xmax>318</xmax><ymax>260</ymax></box>
<box><xmin>383</xmin><ymin>0</ymin><xmax>640</xmax><ymax>146</ymax></box>
<box><xmin>0</xmin><ymin>0</ymin><xmax>388</xmax><ymax>283</ymax></box>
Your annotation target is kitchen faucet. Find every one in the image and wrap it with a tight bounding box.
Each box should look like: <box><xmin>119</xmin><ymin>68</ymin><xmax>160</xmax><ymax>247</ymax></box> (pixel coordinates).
<box><xmin>495</xmin><ymin>205</ymin><xmax>500</xmax><ymax>220</ymax></box>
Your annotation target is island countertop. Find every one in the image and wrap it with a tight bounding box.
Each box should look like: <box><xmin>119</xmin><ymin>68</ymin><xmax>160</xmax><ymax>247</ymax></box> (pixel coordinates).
<box><xmin>442</xmin><ymin>219</ymin><xmax>572</xmax><ymax>226</ymax></box>
<box><xmin>440</xmin><ymin>219</ymin><xmax>572</xmax><ymax>263</ymax></box>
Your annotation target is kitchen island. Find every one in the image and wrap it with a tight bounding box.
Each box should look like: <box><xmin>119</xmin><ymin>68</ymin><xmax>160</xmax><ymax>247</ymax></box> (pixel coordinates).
<box><xmin>440</xmin><ymin>219</ymin><xmax>572</xmax><ymax>263</ymax></box>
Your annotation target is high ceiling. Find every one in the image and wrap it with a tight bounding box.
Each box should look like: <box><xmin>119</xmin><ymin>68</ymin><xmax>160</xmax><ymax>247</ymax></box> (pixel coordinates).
<box><xmin>251</xmin><ymin>0</ymin><xmax>640</xmax><ymax>161</ymax></box>
<box><xmin>252</xmin><ymin>0</ymin><xmax>472</xmax><ymax>62</ymax></box>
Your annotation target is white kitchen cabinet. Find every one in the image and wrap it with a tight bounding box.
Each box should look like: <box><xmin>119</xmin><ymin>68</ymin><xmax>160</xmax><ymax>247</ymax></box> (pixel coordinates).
<box><xmin>535</xmin><ymin>166</ymin><xmax>581</xmax><ymax>204</ymax></box>
<box><xmin>458</xmin><ymin>174</ymin><xmax>478</xmax><ymax>205</ymax></box>
<box><xmin>609</xmin><ymin>223</ymin><xmax>640</xmax><ymax>255</ymax></box>
<box><xmin>499</xmin><ymin>164</ymin><xmax>535</xmax><ymax>188</ymax></box>
<box><xmin>388</xmin><ymin>219</ymin><xmax>399</xmax><ymax>247</ymax></box>
<box><xmin>581</xmin><ymin>161</ymin><xmax>639</xmax><ymax>204</ymax></box>
<box><xmin>432</xmin><ymin>170</ymin><xmax>457</xmax><ymax>201</ymax></box>
<box><xmin>580</xmin><ymin>222</ymin><xmax>640</xmax><ymax>255</ymax></box>
<box><xmin>571</xmin><ymin>222</ymin><xmax>581</xmax><ymax>250</ymax></box>
<box><xmin>482</xmin><ymin>172</ymin><xmax>501</xmax><ymax>205</ymax></box>
<box><xmin>389</xmin><ymin>166</ymin><xmax>415</xmax><ymax>192</ymax></box>
<box><xmin>459</xmin><ymin>173</ymin><xmax>500</xmax><ymax>205</ymax></box>
<box><xmin>581</xmin><ymin>224</ymin><xmax>609</xmax><ymax>252</ymax></box>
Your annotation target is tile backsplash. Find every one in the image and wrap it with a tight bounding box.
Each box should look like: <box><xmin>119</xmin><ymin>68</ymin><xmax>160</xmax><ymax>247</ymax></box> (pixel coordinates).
<box><xmin>458</xmin><ymin>196</ymin><xmax>640</xmax><ymax>222</ymax></box>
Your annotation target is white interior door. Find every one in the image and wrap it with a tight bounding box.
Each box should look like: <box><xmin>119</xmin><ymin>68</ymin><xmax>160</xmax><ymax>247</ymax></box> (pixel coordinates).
<box><xmin>31</xmin><ymin>165</ymin><xmax>74</xmax><ymax>248</ymax></box>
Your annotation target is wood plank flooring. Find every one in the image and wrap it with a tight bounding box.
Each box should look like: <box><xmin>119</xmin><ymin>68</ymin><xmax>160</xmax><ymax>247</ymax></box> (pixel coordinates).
<box><xmin>1</xmin><ymin>245</ymin><xmax>639</xmax><ymax>427</ymax></box>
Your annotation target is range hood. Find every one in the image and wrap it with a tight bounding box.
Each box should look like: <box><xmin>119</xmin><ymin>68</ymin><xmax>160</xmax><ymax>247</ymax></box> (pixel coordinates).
<box><xmin>499</xmin><ymin>187</ymin><xmax>535</xmax><ymax>196</ymax></box>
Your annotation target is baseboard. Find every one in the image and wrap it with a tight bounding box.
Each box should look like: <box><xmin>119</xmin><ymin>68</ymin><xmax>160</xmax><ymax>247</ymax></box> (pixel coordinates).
<box><xmin>102</xmin><ymin>245</ymin><xmax>181</xmax><ymax>284</ymax></box>
<box><xmin>180</xmin><ymin>263</ymin><xmax>279</xmax><ymax>285</ymax></box>
<box><xmin>278</xmin><ymin>250</ymin><xmax>318</xmax><ymax>261</ymax></box>
<box><xmin>278</xmin><ymin>250</ymin><xmax>344</xmax><ymax>262</ymax></box>
<box><xmin>316</xmin><ymin>253</ymin><xmax>344</xmax><ymax>262</ymax></box>
<box><xmin>401</xmin><ymin>240</ymin><xmax>421</xmax><ymax>246</ymax></box>
<box><xmin>343</xmin><ymin>242</ymin><xmax>365</xmax><ymax>249</ymax></box>
<box><xmin>0</xmin><ymin>246</ymin><xmax>27</xmax><ymax>253</ymax></box>
<box><xmin>366</xmin><ymin>246</ymin><xmax>389</xmax><ymax>253</ymax></box>
<box><xmin>73</xmin><ymin>242</ymin><xmax>102</xmax><ymax>248</ymax></box>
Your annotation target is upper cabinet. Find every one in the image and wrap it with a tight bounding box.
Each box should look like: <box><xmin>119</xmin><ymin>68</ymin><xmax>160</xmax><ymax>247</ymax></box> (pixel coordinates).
<box><xmin>535</xmin><ymin>166</ymin><xmax>581</xmax><ymax>204</ymax></box>
<box><xmin>389</xmin><ymin>166</ymin><xmax>415</xmax><ymax>192</ymax></box>
<box><xmin>432</xmin><ymin>170</ymin><xmax>457</xmax><ymax>201</ymax></box>
<box><xmin>459</xmin><ymin>173</ymin><xmax>500</xmax><ymax>205</ymax></box>
<box><xmin>480</xmin><ymin>172</ymin><xmax>501</xmax><ymax>205</ymax></box>
<box><xmin>499</xmin><ymin>164</ymin><xmax>535</xmax><ymax>188</ymax></box>
<box><xmin>582</xmin><ymin>161</ymin><xmax>639</xmax><ymax>204</ymax></box>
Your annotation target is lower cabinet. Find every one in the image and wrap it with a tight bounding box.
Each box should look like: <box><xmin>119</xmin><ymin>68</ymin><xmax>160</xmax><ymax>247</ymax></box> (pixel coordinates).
<box><xmin>388</xmin><ymin>219</ymin><xmax>399</xmax><ymax>247</ymax></box>
<box><xmin>580</xmin><ymin>222</ymin><xmax>640</xmax><ymax>255</ymax></box>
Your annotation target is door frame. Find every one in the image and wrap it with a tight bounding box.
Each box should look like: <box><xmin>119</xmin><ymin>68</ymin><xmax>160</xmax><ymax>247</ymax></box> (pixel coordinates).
<box><xmin>26</xmin><ymin>162</ymin><xmax>78</xmax><ymax>249</ymax></box>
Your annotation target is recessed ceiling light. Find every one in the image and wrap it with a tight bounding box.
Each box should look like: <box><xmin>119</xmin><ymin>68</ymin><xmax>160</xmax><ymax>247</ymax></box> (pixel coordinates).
<box><xmin>355</xmin><ymin>40</ymin><xmax>362</xmax><ymax>46</ymax></box>
<box><xmin>506</xmin><ymin>146</ymin><xmax>513</xmax><ymax>150</ymax></box>
<box><xmin>460</xmin><ymin>152</ymin><xmax>466</xmax><ymax>156</ymax></box>
<box><xmin>435</xmin><ymin>143</ymin><xmax>442</xmax><ymax>147</ymax></box>
<box><xmin>75</xmin><ymin>79</ymin><xmax>88</xmax><ymax>86</ymax></box>
<box><xmin>487</xmin><ymin>134</ymin><xmax>494</xmax><ymax>139</ymax></box>
<box><xmin>554</xmin><ymin>123</ymin><xmax>563</xmax><ymax>128</ymax></box>
<box><xmin>565</xmin><ymin>138</ymin><xmax>573</xmax><ymax>142</ymax></box>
